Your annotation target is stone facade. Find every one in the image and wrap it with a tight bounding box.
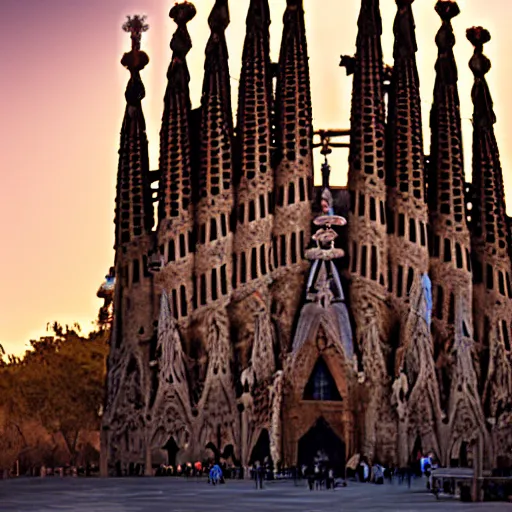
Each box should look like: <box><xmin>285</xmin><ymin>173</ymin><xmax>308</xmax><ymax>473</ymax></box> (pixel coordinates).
<box><xmin>101</xmin><ymin>0</ymin><xmax>512</xmax><ymax>476</ymax></box>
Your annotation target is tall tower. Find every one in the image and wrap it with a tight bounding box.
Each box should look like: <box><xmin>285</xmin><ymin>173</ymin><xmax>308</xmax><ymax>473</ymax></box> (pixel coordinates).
<box><xmin>272</xmin><ymin>0</ymin><xmax>314</xmax><ymax>355</ymax></box>
<box><xmin>103</xmin><ymin>15</ymin><xmax>155</xmax><ymax>474</ymax></box>
<box><xmin>468</xmin><ymin>27</ymin><xmax>512</xmax><ymax>442</ymax></box>
<box><xmin>190</xmin><ymin>0</ymin><xmax>238</xmax><ymax>456</ymax></box>
<box><xmin>386</xmin><ymin>0</ymin><xmax>438</xmax><ymax>466</ymax></box>
<box><xmin>387</xmin><ymin>0</ymin><xmax>429</xmax><ymax>312</ymax></box>
<box><xmin>341</xmin><ymin>0</ymin><xmax>390</xmax><ymax>462</ymax></box>
<box><xmin>428</xmin><ymin>2</ymin><xmax>486</xmax><ymax>464</ymax></box>
<box><xmin>156</xmin><ymin>3</ymin><xmax>196</xmax><ymax>337</ymax></box>
<box><xmin>231</xmin><ymin>0</ymin><xmax>275</xmax><ymax>378</ymax></box>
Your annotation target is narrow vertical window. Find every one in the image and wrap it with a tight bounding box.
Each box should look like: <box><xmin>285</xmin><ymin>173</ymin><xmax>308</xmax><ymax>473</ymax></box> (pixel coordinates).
<box><xmin>280</xmin><ymin>234</ymin><xmax>287</xmax><ymax>266</ymax></box>
<box><xmin>409</xmin><ymin>219</ymin><xmax>417</xmax><ymax>243</ymax></box>
<box><xmin>221</xmin><ymin>264</ymin><xmax>228</xmax><ymax>295</ymax></box>
<box><xmin>168</xmin><ymin>239</ymin><xmax>176</xmax><ymax>262</ymax></box>
<box><xmin>210</xmin><ymin>219</ymin><xmax>217</xmax><ymax>242</ymax></box>
<box><xmin>288</xmin><ymin>182</ymin><xmax>295</xmax><ymax>204</ymax></box>
<box><xmin>358</xmin><ymin>193</ymin><xmax>365</xmax><ymax>217</ymax></box>
<box><xmin>299</xmin><ymin>178</ymin><xmax>306</xmax><ymax>201</ymax></box>
<box><xmin>172</xmin><ymin>289</ymin><xmax>179</xmax><ymax>319</ymax></box>
<box><xmin>241</xmin><ymin>253</ymin><xmax>247</xmax><ymax>284</ymax></box>
<box><xmin>360</xmin><ymin>246</ymin><xmax>368</xmax><ymax>278</ymax></box>
<box><xmin>351</xmin><ymin>242</ymin><xmax>358</xmax><ymax>273</ymax></box>
<box><xmin>398</xmin><ymin>214</ymin><xmax>405</xmax><ymax>237</ymax></box>
<box><xmin>291</xmin><ymin>233</ymin><xmax>297</xmax><ymax>264</ymax></box>
<box><xmin>260</xmin><ymin>245</ymin><xmax>267</xmax><ymax>275</ymax></box>
<box><xmin>397</xmin><ymin>266</ymin><xmax>403</xmax><ymax>298</ymax></box>
<box><xmin>259</xmin><ymin>195</ymin><xmax>266</xmax><ymax>219</ymax></box>
<box><xmin>456</xmin><ymin>243</ymin><xmax>463</xmax><ymax>269</ymax></box>
<box><xmin>407</xmin><ymin>267</ymin><xmax>414</xmax><ymax>294</ymax></box>
<box><xmin>249</xmin><ymin>201</ymin><xmax>256</xmax><ymax>222</ymax></box>
<box><xmin>251</xmin><ymin>247</ymin><xmax>258</xmax><ymax>280</ymax></box>
<box><xmin>132</xmin><ymin>259</ymin><xmax>140</xmax><ymax>284</ymax></box>
<box><xmin>370</xmin><ymin>246</ymin><xmax>377</xmax><ymax>281</ymax></box>
<box><xmin>486</xmin><ymin>264</ymin><xmax>494</xmax><ymax>290</ymax></box>
<box><xmin>180</xmin><ymin>285</ymin><xmax>187</xmax><ymax>317</ymax></box>
<box><xmin>200</xmin><ymin>275</ymin><xmax>207</xmax><ymax>306</ymax></box>
<box><xmin>370</xmin><ymin>197</ymin><xmax>376</xmax><ymax>221</ymax></box>
<box><xmin>436</xmin><ymin>285</ymin><xmax>444</xmax><ymax>320</ymax></box>
<box><xmin>179</xmin><ymin>233</ymin><xmax>186</xmax><ymax>257</ymax></box>
<box><xmin>443</xmin><ymin>239</ymin><xmax>452</xmax><ymax>263</ymax></box>
<box><xmin>211</xmin><ymin>268</ymin><xmax>218</xmax><ymax>301</ymax></box>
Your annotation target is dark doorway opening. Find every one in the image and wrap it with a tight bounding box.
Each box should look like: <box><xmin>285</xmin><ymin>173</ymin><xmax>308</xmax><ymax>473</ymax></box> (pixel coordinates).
<box><xmin>250</xmin><ymin>429</ymin><xmax>271</xmax><ymax>466</ymax></box>
<box><xmin>164</xmin><ymin>437</ymin><xmax>179</xmax><ymax>466</ymax></box>
<box><xmin>298</xmin><ymin>417</ymin><xmax>346</xmax><ymax>477</ymax></box>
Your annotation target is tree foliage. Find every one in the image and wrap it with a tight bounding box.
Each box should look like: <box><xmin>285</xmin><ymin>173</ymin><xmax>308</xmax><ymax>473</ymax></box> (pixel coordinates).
<box><xmin>0</xmin><ymin>323</ymin><xmax>110</xmax><ymax>471</ymax></box>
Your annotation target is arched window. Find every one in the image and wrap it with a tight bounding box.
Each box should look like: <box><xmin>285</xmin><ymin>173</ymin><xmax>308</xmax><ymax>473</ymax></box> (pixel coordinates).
<box><xmin>369</xmin><ymin>197</ymin><xmax>376</xmax><ymax>221</ymax></box>
<box><xmin>200</xmin><ymin>275</ymin><xmax>207</xmax><ymax>306</ymax></box>
<box><xmin>360</xmin><ymin>246</ymin><xmax>368</xmax><ymax>278</ymax></box>
<box><xmin>168</xmin><ymin>239</ymin><xmax>176</xmax><ymax>262</ymax></box>
<box><xmin>172</xmin><ymin>289</ymin><xmax>179</xmax><ymax>319</ymax></box>
<box><xmin>406</xmin><ymin>267</ymin><xmax>414</xmax><ymax>294</ymax></box>
<box><xmin>232</xmin><ymin>254</ymin><xmax>237</xmax><ymax>289</ymax></box>
<box><xmin>180</xmin><ymin>233</ymin><xmax>186</xmax><ymax>257</ymax></box>
<box><xmin>455</xmin><ymin>243</ymin><xmax>463</xmax><ymax>269</ymax></box>
<box><xmin>260</xmin><ymin>244</ymin><xmax>267</xmax><ymax>275</ymax></box>
<box><xmin>251</xmin><ymin>247</ymin><xmax>258</xmax><ymax>280</ymax></box>
<box><xmin>409</xmin><ymin>219</ymin><xmax>416</xmax><ymax>243</ymax></box>
<box><xmin>443</xmin><ymin>238</ymin><xmax>452</xmax><ymax>263</ymax></box>
<box><xmin>370</xmin><ymin>246</ymin><xmax>378</xmax><ymax>281</ymax></box>
<box><xmin>291</xmin><ymin>233</ymin><xmax>297</xmax><ymax>264</ymax></box>
<box><xmin>180</xmin><ymin>285</ymin><xmax>187</xmax><ymax>317</ymax></box>
<box><xmin>498</xmin><ymin>272</ymin><xmax>506</xmax><ymax>296</ymax></box>
<box><xmin>280</xmin><ymin>234</ymin><xmax>287</xmax><ymax>266</ymax></box>
<box><xmin>259</xmin><ymin>195</ymin><xmax>266</xmax><ymax>219</ymax></box>
<box><xmin>397</xmin><ymin>265</ymin><xmax>403</xmax><ymax>298</ymax></box>
<box><xmin>221</xmin><ymin>264</ymin><xmax>228</xmax><ymax>295</ymax></box>
<box><xmin>486</xmin><ymin>264</ymin><xmax>494</xmax><ymax>290</ymax></box>
<box><xmin>288</xmin><ymin>182</ymin><xmax>296</xmax><ymax>205</ymax></box>
<box><xmin>241</xmin><ymin>252</ymin><xmax>247</xmax><ymax>284</ymax></box>
<box><xmin>210</xmin><ymin>219</ymin><xmax>217</xmax><ymax>242</ymax></box>
<box><xmin>299</xmin><ymin>178</ymin><xmax>306</xmax><ymax>201</ymax></box>
<box><xmin>211</xmin><ymin>268</ymin><xmax>218</xmax><ymax>301</ymax></box>
<box><xmin>398</xmin><ymin>214</ymin><xmax>405</xmax><ymax>237</ymax></box>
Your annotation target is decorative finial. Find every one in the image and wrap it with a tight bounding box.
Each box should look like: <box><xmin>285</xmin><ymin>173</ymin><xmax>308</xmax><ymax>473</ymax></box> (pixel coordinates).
<box><xmin>121</xmin><ymin>15</ymin><xmax>150</xmax><ymax>105</ymax></box>
<box><xmin>169</xmin><ymin>2</ymin><xmax>196</xmax><ymax>58</ymax></box>
<box><xmin>208</xmin><ymin>0</ymin><xmax>230</xmax><ymax>34</ymax></box>
<box><xmin>434</xmin><ymin>1</ymin><xmax>459</xmax><ymax>86</ymax></box>
<box><xmin>435</xmin><ymin>0</ymin><xmax>460</xmax><ymax>22</ymax></box>
<box><xmin>121</xmin><ymin>15</ymin><xmax>150</xmax><ymax>74</ymax></box>
<box><xmin>393</xmin><ymin>0</ymin><xmax>417</xmax><ymax>59</ymax></box>
<box><xmin>467</xmin><ymin>27</ymin><xmax>495</xmax><ymax>128</ymax></box>
<box><xmin>122</xmin><ymin>15</ymin><xmax>149</xmax><ymax>52</ymax></box>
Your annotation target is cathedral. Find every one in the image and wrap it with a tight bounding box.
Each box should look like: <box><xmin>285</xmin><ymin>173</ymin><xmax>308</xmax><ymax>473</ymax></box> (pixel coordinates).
<box><xmin>99</xmin><ymin>0</ymin><xmax>512</xmax><ymax>476</ymax></box>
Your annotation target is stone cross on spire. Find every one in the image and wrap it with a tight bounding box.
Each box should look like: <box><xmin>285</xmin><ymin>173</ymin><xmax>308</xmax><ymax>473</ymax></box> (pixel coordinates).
<box><xmin>122</xmin><ymin>14</ymin><xmax>149</xmax><ymax>52</ymax></box>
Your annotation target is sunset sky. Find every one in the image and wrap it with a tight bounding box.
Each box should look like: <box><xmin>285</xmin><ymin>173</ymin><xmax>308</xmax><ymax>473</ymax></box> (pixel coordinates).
<box><xmin>1</xmin><ymin>0</ymin><xmax>511</xmax><ymax>356</ymax></box>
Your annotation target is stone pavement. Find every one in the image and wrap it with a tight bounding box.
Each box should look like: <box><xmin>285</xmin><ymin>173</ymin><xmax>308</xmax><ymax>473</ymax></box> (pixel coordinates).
<box><xmin>0</xmin><ymin>477</ymin><xmax>510</xmax><ymax>512</ymax></box>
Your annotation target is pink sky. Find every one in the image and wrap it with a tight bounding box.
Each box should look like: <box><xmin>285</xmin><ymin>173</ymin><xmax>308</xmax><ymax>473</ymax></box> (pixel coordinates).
<box><xmin>1</xmin><ymin>0</ymin><xmax>511</xmax><ymax>356</ymax></box>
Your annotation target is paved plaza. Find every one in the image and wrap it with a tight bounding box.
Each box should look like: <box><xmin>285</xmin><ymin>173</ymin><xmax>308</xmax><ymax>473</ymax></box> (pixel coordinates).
<box><xmin>0</xmin><ymin>477</ymin><xmax>510</xmax><ymax>512</ymax></box>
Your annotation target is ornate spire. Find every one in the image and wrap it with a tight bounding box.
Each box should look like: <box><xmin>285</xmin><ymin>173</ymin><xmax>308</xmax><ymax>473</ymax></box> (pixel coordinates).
<box><xmin>429</xmin><ymin>1</ymin><xmax>466</xmax><ymax>225</ymax></box>
<box><xmin>198</xmin><ymin>0</ymin><xmax>233</xmax><ymax>198</ymax></box>
<box><xmin>357</xmin><ymin>0</ymin><xmax>382</xmax><ymax>38</ymax></box>
<box><xmin>115</xmin><ymin>15</ymin><xmax>153</xmax><ymax>248</ymax></box>
<box><xmin>157</xmin><ymin>2</ymin><xmax>196</xmax><ymax>222</ymax></box>
<box><xmin>468</xmin><ymin>27</ymin><xmax>508</xmax><ymax>253</ymax></box>
<box><xmin>388</xmin><ymin>0</ymin><xmax>425</xmax><ymax>200</ymax></box>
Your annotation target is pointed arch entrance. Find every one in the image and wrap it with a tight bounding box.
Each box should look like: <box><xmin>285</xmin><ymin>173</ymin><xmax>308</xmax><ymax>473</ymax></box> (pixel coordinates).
<box><xmin>298</xmin><ymin>417</ymin><xmax>346</xmax><ymax>476</ymax></box>
<box><xmin>163</xmin><ymin>437</ymin><xmax>179</xmax><ymax>466</ymax></box>
<box><xmin>250</xmin><ymin>429</ymin><xmax>271</xmax><ymax>466</ymax></box>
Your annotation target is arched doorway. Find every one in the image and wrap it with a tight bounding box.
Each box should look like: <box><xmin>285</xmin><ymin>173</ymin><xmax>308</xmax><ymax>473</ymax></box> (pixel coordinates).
<box><xmin>163</xmin><ymin>437</ymin><xmax>179</xmax><ymax>466</ymax></box>
<box><xmin>250</xmin><ymin>429</ymin><xmax>271</xmax><ymax>466</ymax></box>
<box><xmin>298</xmin><ymin>417</ymin><xmax>346</xmax><ymax>476</ymax></box>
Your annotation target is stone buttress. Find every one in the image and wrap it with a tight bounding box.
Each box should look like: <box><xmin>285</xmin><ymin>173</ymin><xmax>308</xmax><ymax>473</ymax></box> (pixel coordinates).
<box><xmin>467</xmin><ymin>27</ymin><xmax>512</xmax><ymax>459</ymax></box>
<box><xmin>341</xmin><ymin>0</ymin><xmax>391</xmax><ymax>463</ymax></box>
<box><xmin>427</xmin><ymin>2</ymin><xmax>486</xmax><ymax>466</ymax></box>
<box><xmin>271</xmin><ymin>0</ymin><xmax>314</xmax><ymax>357</ymax></box>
